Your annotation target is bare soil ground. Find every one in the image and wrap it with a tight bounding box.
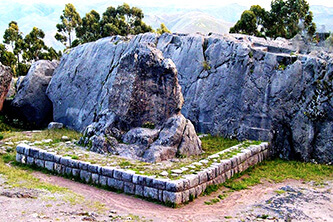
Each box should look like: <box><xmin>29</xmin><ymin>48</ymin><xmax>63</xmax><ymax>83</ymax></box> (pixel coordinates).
<box><xmin>0</xmin><ymin>171</ymin><xmax>331</xmax><ymax>222</ymax></box>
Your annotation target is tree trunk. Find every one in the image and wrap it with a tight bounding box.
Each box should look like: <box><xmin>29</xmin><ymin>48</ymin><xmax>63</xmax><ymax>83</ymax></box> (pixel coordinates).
<box><xmin>69</xmin><ymin>32</ymin><xmax>71</xmax><ymax>48</ymax></box>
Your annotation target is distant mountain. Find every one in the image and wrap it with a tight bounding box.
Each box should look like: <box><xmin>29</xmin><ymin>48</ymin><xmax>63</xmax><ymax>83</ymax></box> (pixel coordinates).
<box><xmin>311</xmin><ymin>5</ymin><xmax>333</xmax><ymax>32</ymax></box>
<box><xmin>145</xmin><ymin>11</ymin><xmax>233</xmax><ymax>35</ymax></box>
<box><xmin>0</xmin><ymin>1</ymin><xmax>332</xmax><ymax>51</ymax></box>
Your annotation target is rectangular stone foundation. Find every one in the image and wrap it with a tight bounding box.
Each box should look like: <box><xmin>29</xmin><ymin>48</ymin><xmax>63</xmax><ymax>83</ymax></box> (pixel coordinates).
<box><xmin>16</xmin><ymin>142</ymin><xmax>270</xmax><ymax>206</ymax></box>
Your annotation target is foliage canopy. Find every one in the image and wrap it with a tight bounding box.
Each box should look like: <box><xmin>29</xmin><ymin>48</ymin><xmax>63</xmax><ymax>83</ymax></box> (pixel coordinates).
<box><xmin>230</xmin><ymin>0</ymin><xmax>316</xmax><ymax>39</ymax></box>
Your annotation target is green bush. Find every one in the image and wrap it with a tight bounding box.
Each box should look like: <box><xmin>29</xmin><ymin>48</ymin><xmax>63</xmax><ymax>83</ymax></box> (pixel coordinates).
<box><xmin>202</xmin><ymin>61</ymin><xmax>211</xmax><ymax>71</ymax></box>
<box><xmin>142</xmin><ymin>121</ymin><xmax>155</xmax><ymax>129</ymax></box>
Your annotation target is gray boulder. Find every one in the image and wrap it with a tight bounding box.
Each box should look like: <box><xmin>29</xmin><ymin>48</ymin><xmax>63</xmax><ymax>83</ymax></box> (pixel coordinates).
<box><xmin>143</xmin><ymin>114</ymin><xmax>202</xmax><ymax>162</ymax></box>
<box><xmin>6</xmin><ymin>78</ymin><xmax>16</xmax><ymax>99</ymax></box>
<box><xmin>16</xmin><ymin>76</ymin><xmax>25</xmax><ymax>91</ymax></box>
<box><xmin>48</xmin><ymin>39</ymin><xmax>201</xmax><ymax>162</ymax></box>
<box><xmin>11</xmin><ymin>60</ymin><xmax>59</xmax><ymax>126</ymax></box>
<box><xmin>48</xmin><ymin>122</ymin><xmax>64</xmax><ymax>130</ymax></box>
<box><xmin>0</xmin><ymin>63</ymin><xmax>12</xmax><ymax>111</ymax></box>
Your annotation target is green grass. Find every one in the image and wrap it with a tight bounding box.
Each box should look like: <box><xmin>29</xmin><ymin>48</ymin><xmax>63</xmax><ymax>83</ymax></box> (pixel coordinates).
<box><xmin>223</xmin><ymin>159</ymin><xmax>333</xmax><ymax>191</ymax></box>
<box><xmin>202</xmin><ymin>184</ymin><xmax>222</xmax><ymax>196</ymax></box>
<box><xmin>201</xmin><ymin>135</ymin><xmax>239</xmax><ymax>156</ymax></box>
<box><xmin>274</xmin><ymin>189</ymin><xmax>286</xmax><ymax>195</ymax></box>
<box><xmin>204</xmin><ymin>198</ymin><xmax>220</xmax><ymax>205</ymax></box>
<box><xmin>218</xmin><ymin>193</ymin><xmax>228</xmax><ymax>200</ymax></box>
<box><xmin>2</xmin><ymin>128</ymin><xmax>81</xmax><ymax>143</ymax></box>
<box><xmin>0</xmin><ymin>153</ymin><xmax>68</xmax><ymax>193</ymax></box>
<box><xmin>0</xmin><ymin>115</ymin><xmax>18</xmax><ymax>132</ymax></box>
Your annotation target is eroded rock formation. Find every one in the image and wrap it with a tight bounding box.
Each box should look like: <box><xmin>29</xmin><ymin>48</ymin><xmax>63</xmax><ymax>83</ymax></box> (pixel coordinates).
<box><xmin>11</xmin><ymin>60</ymin><xmax>59</xmax><ymax>127</ymax></box>
<box><xmin>47</xmin><ymin>42</ymin><xmax>202</xmax><ymax>162</ymax></box>
<box><xmin>0</xmin><ymin>63</ymin><xmax>12</xmax><ymax>111</ymax></box>
<box><xmin>44</xmin><ymin>33</ymin><xmax>332</xmax><ymax>163</ymax></box>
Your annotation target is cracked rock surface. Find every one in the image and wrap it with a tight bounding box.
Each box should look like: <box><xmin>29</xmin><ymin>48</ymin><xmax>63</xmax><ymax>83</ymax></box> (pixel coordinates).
<box><xmin>0</xmin><ymin>63</ymin><xmax>12</xmax><ymax>111</ymax></box>
<box><xmin>46</xmin><ymin>33</ymin><xmax>333</xmax><ymax>163</ymax></box>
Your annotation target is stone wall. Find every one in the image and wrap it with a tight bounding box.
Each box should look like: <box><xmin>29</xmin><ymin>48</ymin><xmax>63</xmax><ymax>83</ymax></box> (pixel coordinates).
<box><xmin>16</xmin><ymin>142</ymin><xmax>270</xmax><ymax>205</ymax></box>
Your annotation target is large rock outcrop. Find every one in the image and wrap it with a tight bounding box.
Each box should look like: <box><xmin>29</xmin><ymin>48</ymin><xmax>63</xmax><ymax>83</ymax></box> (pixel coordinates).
<box><xmin>11</xmin><ymin>60</ymin><xmax>59</xmax><ymax>127</ymax></box>
<box><xmin>47</xmin><ymin>42</ymin><xmax>202</xmax><ymax>162</ymax></box>
<box><xmin>0</xmin><ymin>63</ymin><xmax>12</xmax><ymax>111</ymax></box>
<box><xmin>45</xmin><ymin>33</ymin><xmax>332</xmax><ymax>163</ymax></box>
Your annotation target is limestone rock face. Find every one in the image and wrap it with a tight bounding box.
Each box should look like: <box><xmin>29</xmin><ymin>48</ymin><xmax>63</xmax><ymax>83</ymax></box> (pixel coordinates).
<box><xmin>46</xmin><ymin>32</ymin><xmax>333</xmax><ymax>163</ymax></box>
<box><xmin>47</xmin><ymin>38</ymin><xmax>201</xmax><ymax>162</ymax></box>
<box><xmin>0</xmin><ymin>63</ymin><xmax>12</xmax><ymax>111</ymax></box>
<box><xmin>155</xmin><ymin>33</ymin><xmax>333</xmax><ymax>163</ymax></box>
<box><xmin>11</xmin><ymin>60</ymin><xmax>59</xmax><ymax>126</ymax></box>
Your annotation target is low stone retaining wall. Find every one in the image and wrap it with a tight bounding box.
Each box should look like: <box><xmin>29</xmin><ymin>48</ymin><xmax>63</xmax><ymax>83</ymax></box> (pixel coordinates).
<box><xmin>16</xmin><ymin>143</ymin><xmax>270</xmax><ymax>205</ymax></box>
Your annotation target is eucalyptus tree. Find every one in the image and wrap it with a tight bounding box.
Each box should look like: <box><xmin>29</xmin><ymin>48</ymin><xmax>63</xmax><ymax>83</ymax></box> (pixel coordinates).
<box><xmin>157</xmin><ymin>23</ymin><xmax>171</xmax><ymax>34</ymax></box>
<box><xmin>3</xmin><ymin>21</ymin><xmax>23</xmax><ymax>65</ymax></box>
<box><xmin>76</xmin><ymin>10</ymin><xmax>101</xmax><ymax>44</ymax></box>
<box><xmin>230</xmin><ymin>0</ymin><xmax>316</xmax><ymax>39</ymax></box>
<box><xmin>55</xmin><ymin>3</ymin><xmax>82</xmax><ymax>47</ymax></box>
<box><xmin>23</xmin><ymin>27</ymin><xmax>47</xmax><ymax>62</ymax></box>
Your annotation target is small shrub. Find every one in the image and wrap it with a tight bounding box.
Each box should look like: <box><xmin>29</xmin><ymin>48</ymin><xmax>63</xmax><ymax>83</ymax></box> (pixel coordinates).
<box><xmin>202</xmin><ymin>61</ymin><xmax>211</xmax><ymax>71</ymax></box>
<box><xmin>258</xmin><ymin>214</ymin><xmax>270</xmax><ymax>219</ymax></box>
<box><xmin>142</xmin><ymin>121</ymin><xmax>155</xmax><ymax>129</ymax></box>
<box><xmin>248</xmin><ymin>51</ymin><xmax>253</xmax><ymax>58</ymax></box>
<box><xmin>71</xmin><ymin>155</ymin><xmax>79</xmax><ymax>160</ymax></box>
<box><xmin>278</xmin><ymin>63</ymin><xmax>287</xmax><ymax>71</ymax></box>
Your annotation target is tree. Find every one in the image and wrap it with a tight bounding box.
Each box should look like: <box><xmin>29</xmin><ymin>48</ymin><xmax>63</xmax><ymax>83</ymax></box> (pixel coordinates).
<box><xmin>157</xmin><ymin>23</ymin><xmax>171</xmax><ymax>34</ymax></box>
<box><xmin>38</xmin><ymin>47</ymin><xmax>62</xmax><ymax>61</ymax></box>
<box><xmin>76</xmin><ymin>10</ymin><xmax>101</xmax><ymax>44</ymax></box>
<box><xmin>230</xmin><ymin>0</ymin><xmax>316</xmax><ymax>39</ymax></box>
<box><xmin>55</xmin><ymin>3</ymin><xmax>82</xmax><ymax>47</ymax></box>
<box><xmin>100</xmin><ymin>3</ymin><xmax>153</xmax><ymax>37</ymax></box>
<box><xmin>230</xmin><ymin>10</ymin><xmax>259</xmax><ymax>36</ymax></box>
<box><xmin>100</xmin><ymin>6</ymin><xmax>120</xmax><ymax>36</ymax></box>
<box><xmin>23</xmin><ymin>27</ymin><xmax>47</xmax><ymax>62</ymax></box>
<box><xmin>3</xmin><ymin>21</ymin><xmax>23</xmax><ymax>66</ymax></box>
<box><xmin>0</xmin><ymin>44</ymin><xmax>17</xmax><ymax>69</ymax></box>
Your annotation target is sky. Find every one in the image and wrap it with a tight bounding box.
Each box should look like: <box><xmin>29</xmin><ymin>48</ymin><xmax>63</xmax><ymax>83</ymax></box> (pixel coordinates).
<box><xmin>10</xmin><ymin>0</ymin><xmax>333</xmax><ymax>9</ymax></box>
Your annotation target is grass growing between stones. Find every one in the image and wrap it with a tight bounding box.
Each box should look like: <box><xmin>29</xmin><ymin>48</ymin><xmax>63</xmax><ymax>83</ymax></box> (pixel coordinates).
<box><xmin>223</xmin><ymin>158</ymin><xmax>333</xmax><ymax>191</ymax></box>
<box><xmin>200</xmin><ymin>135</ymin><xmax>239</xmax><ymax>156</ymax></box>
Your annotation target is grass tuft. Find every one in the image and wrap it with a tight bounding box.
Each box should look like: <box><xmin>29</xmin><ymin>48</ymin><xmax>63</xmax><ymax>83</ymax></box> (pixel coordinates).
<box><xmin>223</xmin><ymin>159</ymin><xmax>333</xmax><ymax>191</ymax></box>
<box><xmin>200</xmin><ymin>135</ymin><xmax>239</xmax><ymax>156</ymax></box>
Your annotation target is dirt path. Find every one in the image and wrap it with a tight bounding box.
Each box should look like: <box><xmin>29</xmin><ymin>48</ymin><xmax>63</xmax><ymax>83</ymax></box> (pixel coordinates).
<box><xmin>34</xmin><ymin>173</ymin><xmax>333</xmax><ymax>222</ymax></box>
<box><xmin>1</xmin><ymin>171</ymin><xmax>332</xmax><ymax>222</ymax></box>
